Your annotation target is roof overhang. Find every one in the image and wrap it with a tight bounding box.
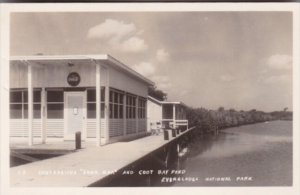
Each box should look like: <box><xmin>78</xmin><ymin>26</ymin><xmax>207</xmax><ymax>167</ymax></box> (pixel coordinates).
<box><xmin>10</xmin><ymin>54</ymin><xmax>155</xmax><ymax>86</ymax></box>
<box><xmin>147</xmin><ymin>95</ymin><xmax>162</xmax><ymax>105</ymax></box>
<box><xmin>148</xmin><ymin>95</ymin><xmax>188</xmax><ymax>107</ymax></box>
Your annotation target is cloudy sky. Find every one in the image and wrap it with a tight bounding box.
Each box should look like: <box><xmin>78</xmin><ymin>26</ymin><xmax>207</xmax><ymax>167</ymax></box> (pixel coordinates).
<box><xmin>10</xmin><ymin>12</ymin><xmax>293</xmax><ymax>112</ymax></box>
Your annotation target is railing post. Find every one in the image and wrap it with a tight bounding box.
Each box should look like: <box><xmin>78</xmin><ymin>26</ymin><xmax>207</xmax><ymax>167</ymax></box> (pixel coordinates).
<box><xmin>164</xmin><ymin>130</ymin><xmax>169</xmax><ymax>140</ymax></box>
<box><xmin>171</xmin><ymin>128</ymin><xmax>176</xmax><ymax>137</ymax></box>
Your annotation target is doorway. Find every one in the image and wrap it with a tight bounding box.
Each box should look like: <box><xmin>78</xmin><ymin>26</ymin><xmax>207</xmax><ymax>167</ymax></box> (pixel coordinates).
<box><xmin>64</xmin><ymin>92</ymin><xmax>86</xmax><ymax>140</ymax></box>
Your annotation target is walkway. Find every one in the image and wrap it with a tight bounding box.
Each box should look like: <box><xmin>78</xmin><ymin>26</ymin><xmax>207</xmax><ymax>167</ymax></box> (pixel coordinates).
<box><xmin>10</xmin><ymin>127</ymin><xmax>194</xmax><ymax>187</ymax></box>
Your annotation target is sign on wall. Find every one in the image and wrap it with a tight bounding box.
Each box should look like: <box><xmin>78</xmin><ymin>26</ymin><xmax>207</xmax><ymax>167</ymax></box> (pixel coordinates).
<box><xmin>67</xmin><ymin>72</ymin><xmax>81</xmax><ymax>87</ymax></box>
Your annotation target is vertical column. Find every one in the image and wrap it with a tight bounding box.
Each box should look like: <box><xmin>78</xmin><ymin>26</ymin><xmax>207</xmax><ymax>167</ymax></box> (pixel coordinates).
<box><xmin>172</xmin><ymin>104</ymin><xmax>176</xmax><ymax>129</ymax></box>
<box><xmin>27</xmin><ymin>62</ymin><xmax>33</xmax><ymax>146</ymax></box>
<box><xmin>41</xmin><ymin>88</ymin><xmax>46</xmax><ymax>144</ymax></box>
<box><xmin>96</xmin><ymin>63</ymin><xmax>101</xmax><ymax>146</ymax></box>
<box><xmin>136</xmin><ymin>97</ymin><xmax>138</xmax><ymax>133</ymax></box>
<box><xmin>104</xmin><ymin>68</ymin><xmax>109</xmax><ymax>144</ymax></box>
<box><xmin>123</xmin><ymin>94</ymin><xmax>127</xmax><ymax>136</ymax></box>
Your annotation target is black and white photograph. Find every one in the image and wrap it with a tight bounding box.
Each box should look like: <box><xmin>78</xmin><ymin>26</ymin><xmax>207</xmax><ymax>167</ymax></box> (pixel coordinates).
<box><xmin>0</xmin><ymin>2</ymin><xmax>299</xmax><ymax>195</ymax></box>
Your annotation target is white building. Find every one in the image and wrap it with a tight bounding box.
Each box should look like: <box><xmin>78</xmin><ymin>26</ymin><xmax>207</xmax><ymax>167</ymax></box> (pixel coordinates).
<box><xmin>9</xmin><ymin>54</ymin><xmax>154</xmax><ymax>146</ymax></box>
<box><xmin>147</xmin><ymin>96</ymin><xmax>188</xmax><ymax>132</ymax></box>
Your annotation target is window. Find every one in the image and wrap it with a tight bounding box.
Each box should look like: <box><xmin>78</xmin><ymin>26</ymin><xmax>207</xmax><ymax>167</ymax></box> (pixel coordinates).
<box><xmin>86</xmin><ymin>87</ymin><xmax>105</xmax><ymax>119</ymax></box>
<box><xmin>109</xmin><ymin>89</ymin><xmax>124</xmax><ymax>119</ymax></box>
<box><xmin>126</xmin><ymin>94</ymin><xmax>136</xmax><ymax>119</ymax></box>
<box><xmin>47</xmin><ymin>90</ymin><xmax>63</xmax><ymax>119</ymax></box>
<box><xmin>162</xmin><ymin>104</ymin><xmax>173</xmax><ymax>119</ymax></box>
<box><xmin>138</xmin><ymin>98</ymin><xmax>146</xmax><ymax>119</ymax></box>
<box><xmin>10</xmin><ymin>89</ymin><xmax>41</xmax><ymax>119</ymax></box>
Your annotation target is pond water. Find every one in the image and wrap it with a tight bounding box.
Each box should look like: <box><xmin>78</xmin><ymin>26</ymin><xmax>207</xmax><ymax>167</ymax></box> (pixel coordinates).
<box><xmin>104</xmin><ymin>120</ymin><xmax>293</xmax><ymax>187</ymax></box>
<box><xmin>174</xmin><ymin>120</ymin><xmax>293</xmax><ymax>186</ymax></box>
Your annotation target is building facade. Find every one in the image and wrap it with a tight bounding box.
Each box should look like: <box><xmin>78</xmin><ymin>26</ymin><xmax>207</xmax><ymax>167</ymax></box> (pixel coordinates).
<box><xmin>9</xmin><ymin>55</ymin><xmax>154</xmax><ymax>146</ymax></box>
<box><xmin>147</xmin><ymin>96</ymin><xmax>188</xmax><ymax>132</ymax></box>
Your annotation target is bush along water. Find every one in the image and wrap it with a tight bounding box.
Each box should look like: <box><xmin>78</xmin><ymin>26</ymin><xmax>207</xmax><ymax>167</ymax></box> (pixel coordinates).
<box><xmin>186</xmin><ymin>106</ymin><xmax>292</xmax><ymax>136</ymax></box>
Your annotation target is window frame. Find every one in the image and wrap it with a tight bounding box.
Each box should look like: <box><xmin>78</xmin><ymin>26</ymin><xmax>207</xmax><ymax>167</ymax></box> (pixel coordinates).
<box><xmin>109</xmin><ymin>89</ymin><xmax>124</xmax><ymax>119</ymax></box>
<box><xmin>126</xmin><ymin>93</ymin><xmax>137</xmax><ymax>119</ymax></box>
<box><xmin>46</xmin><ymin>89</ymin><xmax>64</xmax><ymax>119</ymax></box>
<box><xmin>10</xmin><ymin>89</ymin><xmax>42</xmax><ymax>119</ymax></box>
<box><xmin>138</xmin><ymin>97</ymin><xmax>147</xmax><ymax>119</ymax></box>
<box><xmin>86</xmin><ymin>87</ymin><xmax>105</xmax><ymax>119</ymax></box>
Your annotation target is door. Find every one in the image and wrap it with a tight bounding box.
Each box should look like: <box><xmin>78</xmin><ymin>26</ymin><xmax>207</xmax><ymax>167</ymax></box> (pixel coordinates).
<box><xmin>64</xmin><ymin>92</ymin><xmax>86</xmax><ymax>140</ymax></box>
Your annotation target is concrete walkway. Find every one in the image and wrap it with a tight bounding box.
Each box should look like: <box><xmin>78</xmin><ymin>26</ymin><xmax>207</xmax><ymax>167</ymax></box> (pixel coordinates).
<box><xmin>10</xmin><ymin>128</ymin><xmax>194</xmax><ymax>187</ymax></box>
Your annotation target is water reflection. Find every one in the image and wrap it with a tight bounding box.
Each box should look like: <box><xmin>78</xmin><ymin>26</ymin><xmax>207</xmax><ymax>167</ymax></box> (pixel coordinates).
<box><xmin>175</xmin><ymin>120</ymin><xmax>293</xmax><ymax>186</ymax></box>
<box><xmin>104</xmin><ymin>121</ymin><xmax>292</xmax><ymax>187</ymax></box>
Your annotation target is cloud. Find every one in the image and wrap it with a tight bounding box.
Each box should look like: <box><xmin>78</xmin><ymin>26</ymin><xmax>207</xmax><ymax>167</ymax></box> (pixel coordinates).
<box><xmin>156</xmin><ymin>49</ymin><xmax>170</xmax><ymax>62</ymax></box>
<box><xmin>120</xmin><ymin>37</ymin><xmax>148</xmax><ymax>53</ymax></box>
<box><xmin>220</xmin><ymin>74</ymin><xmax>235</xmax><ymax>82</ymax></box>
<box><xmin>133</xmin><ymin>62</ymin><xmax>155</xmax><ymax>77</ymax></box>
<box><xmin>267</xmin><ymin>54</ymin><xmax>292</xmax><ymax>70</ymax></box>
<box><xmin>87</xmin><ymin>19</ymin><xmax>148</xmax><ymax>53</ymax></box>
<box><xmin>264</xmin><ymin>75</ymin><xmax>291</xmax><ymax>84</ymax></box>
<box><xmin>87</xmin><ymin>19</ymin><xmax>136</xmax><ymax>40</ymax></box>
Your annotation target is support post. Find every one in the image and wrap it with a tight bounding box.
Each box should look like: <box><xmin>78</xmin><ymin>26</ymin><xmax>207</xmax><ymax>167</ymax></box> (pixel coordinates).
<box><xmin>123</xmin><ymin>94</ymin><xmax>127</xmax><ymax>136</ymax></box>
<box><xmin>96</xmin><ymin>63</ymin><xmax>101</xmax><ymax>146</ymax></box>
<box><xmin>173</xmin><ymin>104</ymin><xmax>176</xmax><ymax>129</ymax></box>
<box><xmin>27</xmin><ymin>62</ymin><xmax>33</xmax><ymax>146</ymax></box>
<box><xmin>104</xmin><ymin>68</ymin><xmax>110</xmax><ymax>144</ymax></box>
<box><xmin>136</xmin><ymin>97</ymin><xmax>138</xmax><ymax>134</ymax></box>
<box><xmin>41</xmin><ymin>88</ymin><xmax>46</xmax><ymax>144</ymax></box>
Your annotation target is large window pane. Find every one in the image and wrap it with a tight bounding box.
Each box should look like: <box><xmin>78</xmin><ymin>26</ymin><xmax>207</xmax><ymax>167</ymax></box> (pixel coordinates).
<box><xmin>34</xmin><ymin>91</ymin><xmax>41</xmax><ymax>103</ymax></box>
<box><xmin>87</xmin><ymin>103</ymin><xmax>105</xmax><ymax>119</ymax></box>
<box><xmin>119</xmin><ymin>105</ymin><xmax>123</xmax><ymax>118</ymax></box>
<box><xmin>114</xmin><ymin>93</ymin><xmax>118</xmax><ymax>103</ymax></box>
<box><xmin>101</xmin><ymin>103</ymin><xmax>105</xmax><ymax>118</ymax></box>
<box><xmin>47</xmin><ymin>104</ymin><xmax>63</xmax><ymax>118</ymax></box>
<box><xmin>109</xmin><ymin>104</ymin><xmax>113</xmax><ymax>118</ymax></box>
<box><xmin>163</xmin><ymin>104</ymin><xmax>173</xmax><ymax>119</ymax></box>
<box><xmin>24</xmin><ymin>104</ymin><xmax>28</xmax><ymax>118</ymax></box>
<box><xmin>109</xmin><ymin>91</ymin><xmax>113</xmax><ymax>103</ymax></box>
<box><xmin>132</xmin><ymin>107</ymin><xmax>136</xmax><ymax>118</ymax></box>
<box><xmin>10</xmin><ymin>91</ymin><xmax>22</xmax><ymax>103</ymax></box>
<box><xmin>87</xmin><ymin>89</ymin><xmax>96</xmax><ymax>102</ymax></box>
<box><xmin>10</xmin><ymin>104</ymin><xmax>22</xmax><ymax>118</ymax></box>
<box><xmin>47</xmin><ymin>91</ymin><xmax>63</xmax><ymax>102</ymax></box>
<box><xmin>34</xmin><ymin>104</ymin><xmax>41</xmax><ymax>118</ymax></box>
<box><xmin>119</xmin><ymin>94</ymin><xmax>123</xmax><ymax>104</ymax></box>
<box><xmin>87</xmin><ymin>88</ymin><xmax>105</xmax><ymax>102</ymax></box>
<box><xmin>87</xmin><ymin>103</ymin><xmax>96</xmax><ymax>118</ymax></box>
<box><xmin>23</xmin><ymin>91</ymin><xmax>28</xmax><ymax>103</ymax></box>
<box><xmin>101</xmin><ymin>87</ymin><xmax>105</xmax><ymax>102</ymax></box>
<box><xmin>113</xmin><ymin>104</ymin><xmax>118</xmax><ymax>118</ymax></box>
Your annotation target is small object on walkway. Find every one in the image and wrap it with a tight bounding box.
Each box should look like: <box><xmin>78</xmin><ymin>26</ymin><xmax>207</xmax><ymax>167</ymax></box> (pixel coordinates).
<box><xmin>75</xmin><ymin>131</ymin><xmax>81</xmax><ymax>149</ymax></box>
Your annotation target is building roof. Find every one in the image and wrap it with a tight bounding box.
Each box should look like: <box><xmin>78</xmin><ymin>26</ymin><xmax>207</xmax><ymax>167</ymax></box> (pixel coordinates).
<box><xmin>10</xmin><ymin>54</ymin><xmax>155</xmax><ymax>86</ymax></box>
<box><xmin>147</xmin><ymin>95</ymin><xmax>163</xmax><ymax>105</ymax></box>
<box><xmin>148</xmin><ymin>96</ymin><xmax>187</xmax><ymax>107</ymax></box>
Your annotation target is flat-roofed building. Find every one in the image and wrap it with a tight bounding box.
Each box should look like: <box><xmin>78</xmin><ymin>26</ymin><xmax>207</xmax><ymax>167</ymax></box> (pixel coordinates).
<box><xmin>9</xmin><ymin>54</ymin><xmax>154</xmax><ymax>146</ymax></box>
<box><xmin>147</xmin><ymin>96</ymin><xmax>188</xmax><ymax>132</ymax></box>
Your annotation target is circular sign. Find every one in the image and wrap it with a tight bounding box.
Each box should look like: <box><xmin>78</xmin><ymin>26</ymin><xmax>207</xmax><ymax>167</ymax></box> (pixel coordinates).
<box><xmin>67</xmin><ymin>72</ymin><xmax>81</xmax><ymax>87</ymax></box>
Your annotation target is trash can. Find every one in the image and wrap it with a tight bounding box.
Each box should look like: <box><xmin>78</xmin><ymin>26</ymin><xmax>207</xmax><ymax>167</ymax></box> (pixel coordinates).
<box><xmin>75</xmin><ymin>131</ymin><xmax>81</xmax><ymax>149</ymax></box>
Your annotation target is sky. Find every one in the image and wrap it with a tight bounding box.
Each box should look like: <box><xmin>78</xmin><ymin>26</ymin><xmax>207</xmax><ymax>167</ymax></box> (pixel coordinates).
<box><xmin>10</xmin><ymin>12</ymin><xmax>293</xmax><ymax>112</ymax></box>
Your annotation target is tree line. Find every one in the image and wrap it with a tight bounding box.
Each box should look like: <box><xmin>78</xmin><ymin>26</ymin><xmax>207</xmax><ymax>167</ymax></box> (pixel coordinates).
<box><xmin>148</xmin><ymin>86</ymin><xmax>292</xmax><ymax>133</ymax></box>
<box><xmin>186</xmin><ymin>106</ymin><xmax>293</xmax><ymax>133</ymax></box>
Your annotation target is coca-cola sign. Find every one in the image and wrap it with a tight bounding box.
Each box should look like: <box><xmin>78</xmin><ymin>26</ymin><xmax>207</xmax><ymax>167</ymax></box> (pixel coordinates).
<box><xmin>67</xmin><ymin>72</ymin><xmax>80</xmax><ymax>87</ymax></box>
